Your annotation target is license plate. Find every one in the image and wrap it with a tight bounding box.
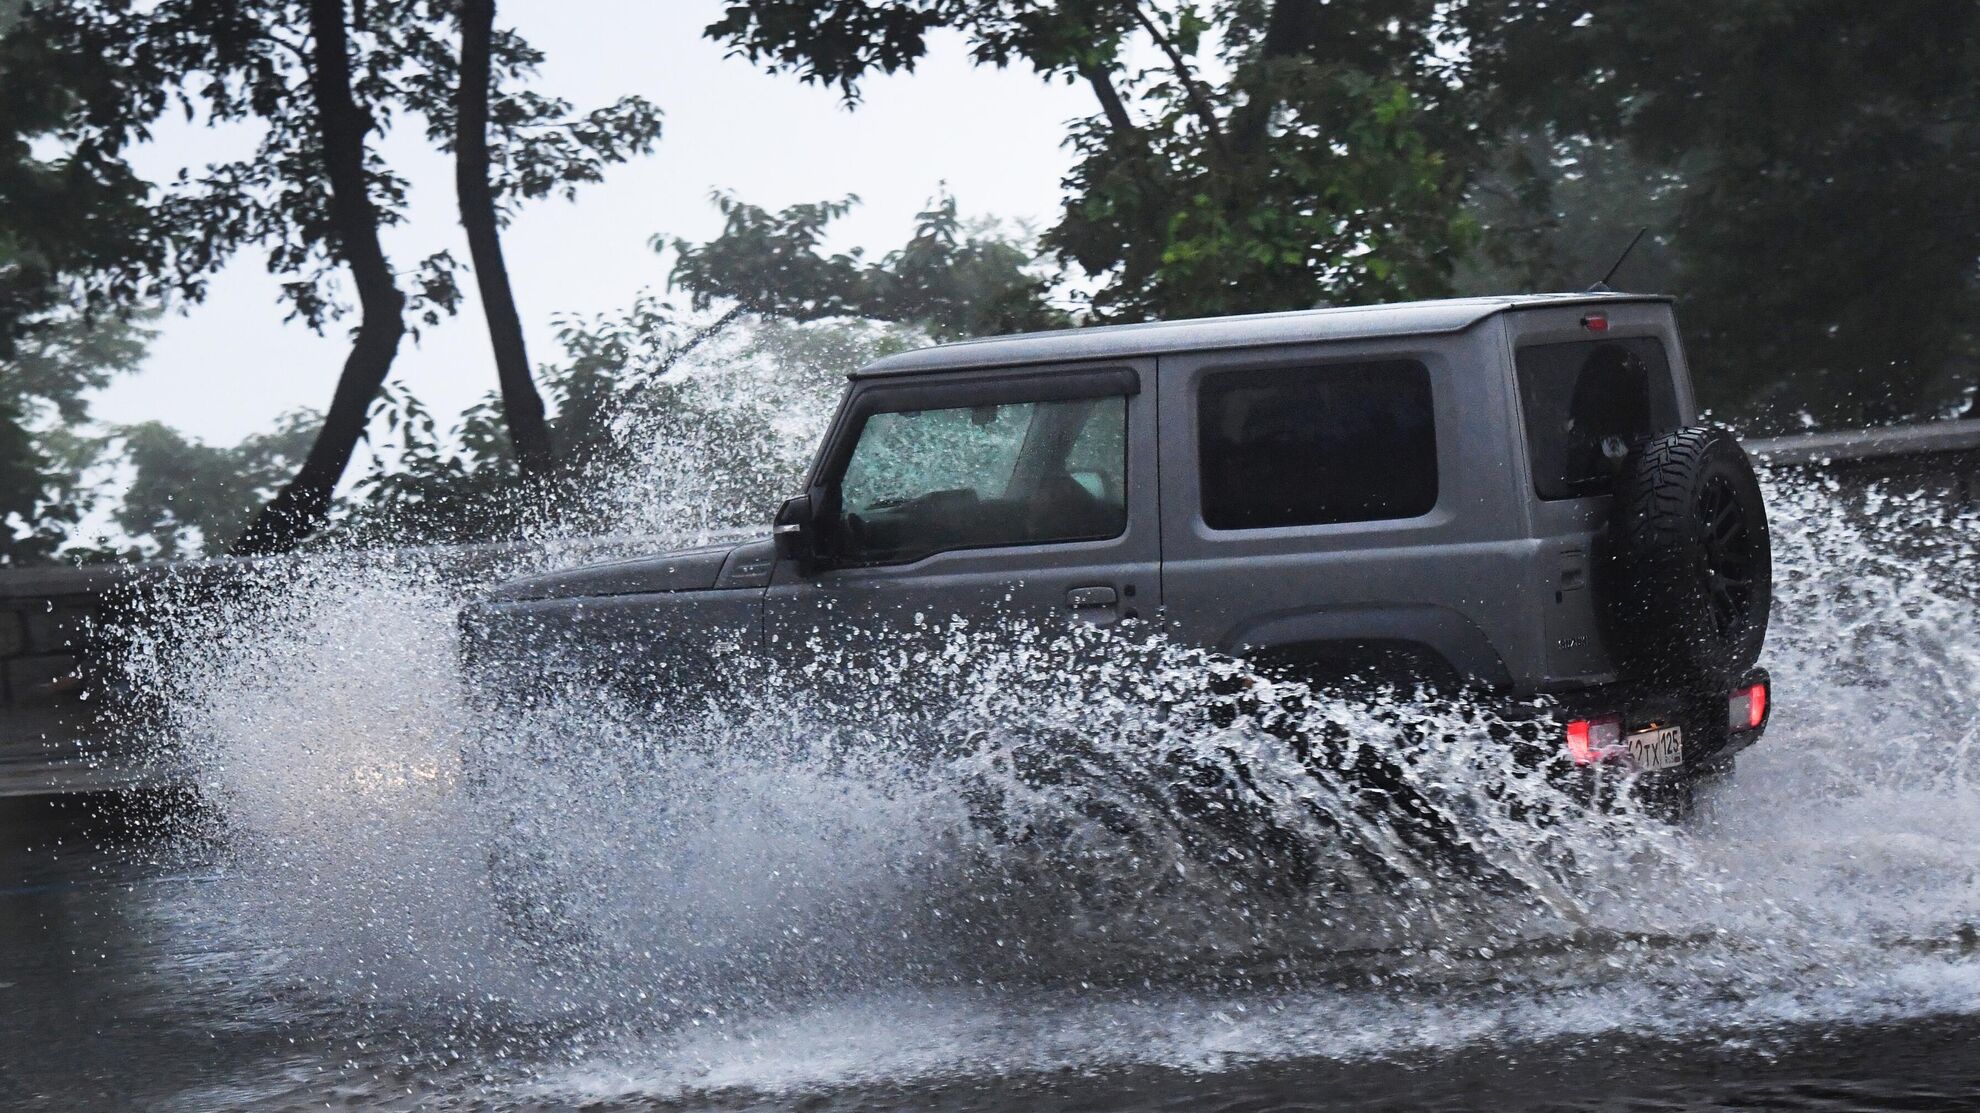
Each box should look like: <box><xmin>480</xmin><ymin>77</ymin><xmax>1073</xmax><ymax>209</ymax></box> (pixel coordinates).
<box><xmin>1626</xmin><ymin>725</ymin><xmax>1684</xmax><ymax>771</ymax></box>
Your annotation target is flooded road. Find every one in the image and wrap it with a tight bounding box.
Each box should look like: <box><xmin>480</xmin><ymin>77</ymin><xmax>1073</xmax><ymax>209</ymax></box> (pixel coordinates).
<box><xmin>6</xmin><ymin>796</ymin><xmax>1980</xmax><ymax>1112</ymax></box>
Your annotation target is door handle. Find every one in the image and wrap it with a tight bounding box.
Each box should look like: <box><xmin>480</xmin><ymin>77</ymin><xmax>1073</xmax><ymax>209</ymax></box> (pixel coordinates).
<box><xmin>1066</xmin><ymin>585</ymin><xmax>1119</xmax><ymax>610</ymax></box>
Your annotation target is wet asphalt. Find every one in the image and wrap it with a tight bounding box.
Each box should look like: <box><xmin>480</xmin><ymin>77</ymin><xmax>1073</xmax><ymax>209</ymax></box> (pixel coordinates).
<box><xmin>6</xmin><ymin>793</ymin><xmax>1980</xmax><ymax>1112</ymax></box>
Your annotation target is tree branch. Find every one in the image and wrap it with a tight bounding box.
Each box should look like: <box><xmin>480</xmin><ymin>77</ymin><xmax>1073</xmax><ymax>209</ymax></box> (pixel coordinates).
<box><xmin>1080</xmin><ymin>60</ymin><xmax>1138</xmax><ymax>138</ymax></box>
<box><xmin>1130</xmin><ymin>3</ymin><xmax>1227</xmax><ymax>158</ymax></box>
<box><xmin>266</xmin><ymin>31</ymin><xmax>314</xmax><ymax>69</ymax></box>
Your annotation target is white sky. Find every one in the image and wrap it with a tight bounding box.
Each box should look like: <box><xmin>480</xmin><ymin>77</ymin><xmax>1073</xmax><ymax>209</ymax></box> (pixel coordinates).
<box><xmin>90</xmin><ymin>0</ymin><xmax>1092</xmax><ymax>445</ymax></box>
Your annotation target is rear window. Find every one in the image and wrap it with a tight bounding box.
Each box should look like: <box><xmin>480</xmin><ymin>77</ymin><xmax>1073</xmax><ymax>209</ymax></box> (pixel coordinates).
<box><xmin>1198</xmin><ymin>360</ymin><xmax>1438</xmax><ymax>530</ymax></box>
<box><xmin>1515</xmin><ymin>338</ymin><xmax>1681</xmax><ymax>500</ymax></box>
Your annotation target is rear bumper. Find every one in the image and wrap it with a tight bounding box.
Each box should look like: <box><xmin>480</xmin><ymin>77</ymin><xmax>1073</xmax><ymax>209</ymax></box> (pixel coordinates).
<box><xmin>1513</xmin><ymin>665</ymin><xmax>1772</xmax><ymax>782</ymax></box>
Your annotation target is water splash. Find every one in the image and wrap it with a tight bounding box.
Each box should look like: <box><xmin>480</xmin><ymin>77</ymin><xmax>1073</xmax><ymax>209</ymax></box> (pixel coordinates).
<box><xmin>108</xmin><ymin>329</ymin><xmax>1980</xmax><ymax>1100</ymax></box>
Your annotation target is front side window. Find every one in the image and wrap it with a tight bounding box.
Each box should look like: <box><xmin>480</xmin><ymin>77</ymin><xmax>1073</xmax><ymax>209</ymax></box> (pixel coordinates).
<box><xmin>833</xmin><ymin>394</ymin><xmax>1127</xmax><ymax>565</ymax></box>
<box><xmin>1198</xmin><ymin>360</ymin><xmax>1438</xmax><ymax>530</ymax></box>
<box><xmin>1515</xmin><ymin>338</ymin><xmax>1681</xmax><ymax>500</ymax></box>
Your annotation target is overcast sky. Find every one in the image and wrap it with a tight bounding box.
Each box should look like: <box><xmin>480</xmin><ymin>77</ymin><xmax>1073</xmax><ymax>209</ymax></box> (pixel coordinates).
<box><xmin>90</xmin><ymin>0</ymin><xmax>1091</xmax><ymax>445</ymax></box>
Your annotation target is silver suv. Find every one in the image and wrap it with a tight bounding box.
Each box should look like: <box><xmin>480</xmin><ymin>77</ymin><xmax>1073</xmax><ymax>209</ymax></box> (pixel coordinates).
<box><xmin>465</xmin><ymin>293</ymin><xmax>1773</xmax><ymax>787</ymax></box>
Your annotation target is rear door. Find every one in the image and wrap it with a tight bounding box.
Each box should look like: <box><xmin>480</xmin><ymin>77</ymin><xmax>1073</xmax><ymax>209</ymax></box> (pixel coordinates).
<box><xmin>764</xmin><ymin>360</ymin><xmax>1160</xmax><ymax>694</ymax></box>
<box><xmin>1155</xmin><ymin>328</ymin><xmax>1533</xmax><ymax>690</ymax></box>
<box><xmin>1503</xmin><ymin>302</ymin><xmax>1696</xmax><ymax>685</ymax></box>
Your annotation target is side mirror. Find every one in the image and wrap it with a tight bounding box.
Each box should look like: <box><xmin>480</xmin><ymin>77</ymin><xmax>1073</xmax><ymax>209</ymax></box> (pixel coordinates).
<box><xmin>773</xmin><ymin>493</ymin><xmax>820</xmax><ymax>571</ymax></box>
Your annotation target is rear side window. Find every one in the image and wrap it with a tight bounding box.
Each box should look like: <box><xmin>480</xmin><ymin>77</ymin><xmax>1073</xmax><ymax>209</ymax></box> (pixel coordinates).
<box><xmin>1198</xmin><ymin>360</ymin><xmax>1438</xmax><ymax>530</ymax></box>
<box><xmin>1515</xmin><ymin>338</ymin><xmax>1680</xmax><ymax>500</ymax></box>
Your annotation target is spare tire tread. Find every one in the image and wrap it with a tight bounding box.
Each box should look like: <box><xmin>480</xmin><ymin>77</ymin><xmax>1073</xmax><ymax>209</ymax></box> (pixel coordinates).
<box><xmin>1600</xmin><ymin>426</ymin><xmax>1771</xmax><ymax>686</ymax></box>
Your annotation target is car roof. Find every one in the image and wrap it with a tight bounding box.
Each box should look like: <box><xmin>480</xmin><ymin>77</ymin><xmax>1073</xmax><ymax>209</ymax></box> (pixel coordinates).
<box><xmin>852</xmin><ymin>292</ymin><xmax>1672</xmax><ymax>378</ymax></box>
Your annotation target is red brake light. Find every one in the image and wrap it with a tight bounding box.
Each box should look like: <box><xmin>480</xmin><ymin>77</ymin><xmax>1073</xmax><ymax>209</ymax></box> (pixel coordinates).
<box><xmin>1565</xmin><ymin>715</ymin><xmax>1623</xmax><ymax>764</ymax></box>
<box><xmin>1728</xmin><ymin>682</ymin><xmax>1768</xmax><ymax>731</ymax></box>
<box><xmin>1566</xmin><ymin>719</ymin><xmax>1591</xmax><ymax>762</ymax></box>
<box><xmin>1581</xmin><ymin>312</ymin><xmax>1609</xmax><ymax>332</ymax></box>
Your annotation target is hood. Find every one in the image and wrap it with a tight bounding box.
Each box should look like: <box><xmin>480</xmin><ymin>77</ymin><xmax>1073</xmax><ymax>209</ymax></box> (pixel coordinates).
<box><xmin>480</xmin><ymin>538</ymin><xmax>774</xmax><ymax>603</ymax></box>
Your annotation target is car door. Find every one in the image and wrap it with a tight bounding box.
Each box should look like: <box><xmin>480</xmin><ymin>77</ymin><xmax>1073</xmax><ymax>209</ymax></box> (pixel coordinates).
<box><xmin>763</xmin><ymin>360</ymin><xmax>1159</xmax><ymax>701</ymax></box>
<box><xmin>1155</xmin><ymin>330</ymin><xmax>1528</xmax><ymax>690</ymax></box>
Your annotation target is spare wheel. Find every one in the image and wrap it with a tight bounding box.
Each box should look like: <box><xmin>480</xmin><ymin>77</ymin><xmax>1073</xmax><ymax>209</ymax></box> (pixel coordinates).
<box><xmin>1599</xmin><ymin>426</ymin><xmax>1772</xmax><ymax>684</ymax></box>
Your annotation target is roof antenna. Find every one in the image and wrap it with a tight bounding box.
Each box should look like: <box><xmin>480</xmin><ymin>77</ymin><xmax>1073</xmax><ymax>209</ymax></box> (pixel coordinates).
<box><xmin>1588</xmin><ymin>227</ymin><xmax>1647</xmax><ymax>293</ymax></box>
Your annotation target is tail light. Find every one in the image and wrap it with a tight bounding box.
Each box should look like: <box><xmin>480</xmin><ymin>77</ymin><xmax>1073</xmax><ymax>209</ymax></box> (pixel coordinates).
<box><xmin>1728</xmin><ymin>681</ymin><xmax>1768</xmax><ymax>731</ymax></box>
<box><xmin>1565</xmin><ymin>714</ymin><xmax>1624</xmax><ymax>764</ymax></box>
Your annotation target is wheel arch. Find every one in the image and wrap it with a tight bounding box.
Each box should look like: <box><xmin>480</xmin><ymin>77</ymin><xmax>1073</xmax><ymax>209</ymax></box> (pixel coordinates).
<box><xmin>1221</xmin><ymin>604</ymin><xmax>1513</xmax><ymax>690</ymax></box>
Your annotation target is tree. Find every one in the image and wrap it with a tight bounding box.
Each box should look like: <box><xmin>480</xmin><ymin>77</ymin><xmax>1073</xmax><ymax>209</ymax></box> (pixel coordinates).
<box><xmin>671</xmin><ymin>189</ymin><xmax>1066</xmax><ymax>340</ymax></box>
<box><xmin>713</xmin><ymin>1</ymin><xmax>1978</xmax><ymax>429</ymax></box>
<box><xmin>1453</xmin><ymin>130</ymin><xmax>1685</xmax><ymax>299</ymax></box>
<box><xmin>1462</xmin><ymin>0</ymin><xmax>1980</xmax><ymax>428</ymax></box>
<box><xmin>113</xmin><ymin>410</ymin><xmax>320</xmax><ymax>559</ymax></box>
<box><xmin>708</xmin><ymin>1</ymin><xmax>1479</xmax><ymax>322</ymax></box>
<box><xmin>0</xmin><ymin>0</ymin><xmax>164</xmax><ymax>562</ymax></box>
<box><xmin>331</xmin><ymin>306</ymin><xmax>919</xmax><ymax>547</ymax></box>
<box><xmin>231</xmin><ymin>0</ymin><xmax>409</xmax><ymax>554</ymax></box>
<box><xmin>453</xmin><ymin>0</ymin><xmax>551</xmax><ymax>477</ymax></box>
<box><xmin>5</xmin><ymin>0</ymin><xmax>664</xmax><ymax>555</ymax></box>
<box><xmin>441</xmin><ymin>0</ymin><xmax>662</xmax><ymax>480</ymax></box>
<box><xmin>0</xmin><ymin>0</ymin><xmax>167</xmax><ymax>341</ymax></box>
<box><xmin>0</xmin><ymin>306</ymin><xmax>153</xmax><ymax>563</ymax></box>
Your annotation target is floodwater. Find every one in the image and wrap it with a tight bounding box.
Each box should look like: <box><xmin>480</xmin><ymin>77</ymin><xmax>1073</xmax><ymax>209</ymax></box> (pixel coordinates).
<box><xmin>4</xmin><ymin>333</ymin><xmax>1979</xmax><ymax>1110</ymax></box>
<box><xmin>7</xmin><ymin>794</ymin><xmax>1980</xmax><ymax>1111</ymax></box>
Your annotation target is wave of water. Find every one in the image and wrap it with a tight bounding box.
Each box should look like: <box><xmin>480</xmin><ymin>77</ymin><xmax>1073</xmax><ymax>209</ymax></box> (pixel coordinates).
<box><xmin>109</xmin><ymin>341</ymin><xmax>1980</xmax><ymax>1103</ymax></box>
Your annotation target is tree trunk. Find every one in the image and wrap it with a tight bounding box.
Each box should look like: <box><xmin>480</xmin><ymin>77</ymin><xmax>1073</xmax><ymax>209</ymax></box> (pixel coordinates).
<box><xmin>1228</xmin><ymin>0</ymin><xmax>1321</xmax><ymax>157</ymax></box>
<box><xmin>456</xmin><ymin>0</ymin><xmax>555</xmax><ymax>477</ymax></box>
<box><xmin>1080</xmin><ymin>62</ymin><xmax>1139</xmax><ymax>138</ymax></box>
<box><xmin>233</xmin><ymin>0</ymin><xmax>405</xmax><ymax>555</ymax></box>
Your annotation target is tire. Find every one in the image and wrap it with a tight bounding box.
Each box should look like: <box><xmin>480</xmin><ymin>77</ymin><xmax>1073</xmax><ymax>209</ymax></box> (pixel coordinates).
<box><xmin>1599</xmin><ymin>426</ymin><xmax>1771</xmax><ymax>685</ymax></box>
<box><xmin>463</xmin><ymin>732</ymin><xmax>597</xmax><ymax>966</ymax></box>
<box><xmin>487</xmin><ymin>837</ymin><xmax>577</xmax><ymax>955</ymax></box>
